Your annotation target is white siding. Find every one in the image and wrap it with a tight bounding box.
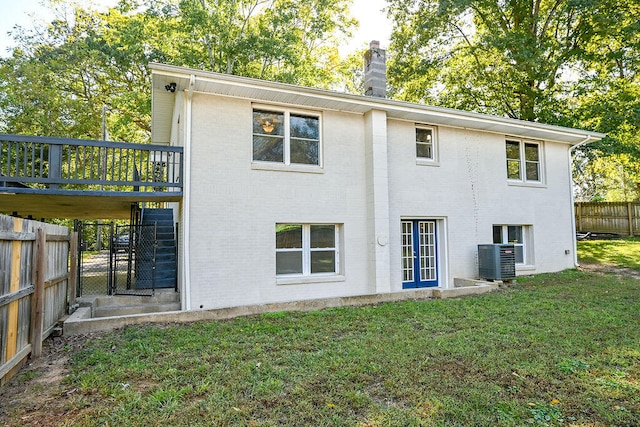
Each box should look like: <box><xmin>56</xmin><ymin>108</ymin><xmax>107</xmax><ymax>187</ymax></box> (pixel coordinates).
<box><xmin>184</xmin><ymin>94</ymin><xmax>576</xmax><ymax>310</ymax></box>
<box><xmin>387</xmin><ymin>120</ymin><xmax>575</xmax><ymax>289</ymax></box>
<box><xmin>187</xmin><ymin>93</ymin><xmax>372</xmax><ymax>310</ymax></box>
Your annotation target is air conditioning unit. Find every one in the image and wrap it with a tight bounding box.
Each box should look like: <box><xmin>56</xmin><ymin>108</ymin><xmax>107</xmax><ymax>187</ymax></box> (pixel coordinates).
<box><xmin>478</xmin><ymin>244</ymin><xmax>516</xmax><ymax>281</ymax></box>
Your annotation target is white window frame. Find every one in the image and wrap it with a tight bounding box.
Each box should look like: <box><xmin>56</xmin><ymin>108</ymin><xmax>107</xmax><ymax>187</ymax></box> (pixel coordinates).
<box><xmin>493</xmin><ymin>224</ymin><xmax>534</xmax><ymax>268</ymax></box>
<box><xmin>276</xmin><ymin>224</ymin><xmax>340</xmax><ymax>278</ymax></box>
<box><xmin>415</xmin><ymin>125</ymin><xmax>439</xmax><ymax>166</ymax></box>
<box><xmin>506</xmin><ymin>138</ymin><xmax>543</xmax><ymax>184</ymax></box>
<box><xmin>252</xmin><ymin>105</ymin><xmax>322</xmax><ymax>171</ymax></box>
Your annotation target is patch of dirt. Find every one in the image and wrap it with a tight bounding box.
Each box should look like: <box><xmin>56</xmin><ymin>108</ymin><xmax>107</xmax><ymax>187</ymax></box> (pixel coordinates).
<box><xmin>578</xmin><ymin>263</ymin><xmax>640</xmax><ymax>279</ymax></box>
<box><xmin>0</xmin><ymin>333</ymin><xmax>103</xmax><ymax>427</ymax></box>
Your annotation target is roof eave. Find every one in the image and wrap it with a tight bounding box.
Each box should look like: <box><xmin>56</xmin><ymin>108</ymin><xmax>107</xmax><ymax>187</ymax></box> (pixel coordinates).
<box><xmin>150</xmin><ymin>63</ymin><xmax>606</xmax><ymax>145</ymax></box>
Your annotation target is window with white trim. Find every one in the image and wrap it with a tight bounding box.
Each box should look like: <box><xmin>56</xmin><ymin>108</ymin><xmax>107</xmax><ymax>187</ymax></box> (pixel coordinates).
<box><xmin>493</xmin><ymin>225</ymin><xmax>532</xmax><ymax>265</ymax></box>
<box><xmin>506</xmin><ymin>139</ymin><xmax>541</xmax><ymax>182</ymax></box>
<box><xmin>276</xmin><ymin>224</ymin><xmax>338</xmax><ymax>276</ymax></box>
<box><xmin>416</xmin><ymin>125</ymin><xmax>437</xmax><ymax>162</ymax></box>
<box><xmin>253</xmin><ymin>108</ymin><xmax>320</xmax><ymax>166</ymax></box>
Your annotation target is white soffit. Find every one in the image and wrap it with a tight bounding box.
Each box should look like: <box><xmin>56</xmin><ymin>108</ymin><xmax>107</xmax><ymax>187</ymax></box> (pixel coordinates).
<box><xmin>150</xmin><ymin>63</ymin><xmax>606</xmax><ymax>145</ymax></box>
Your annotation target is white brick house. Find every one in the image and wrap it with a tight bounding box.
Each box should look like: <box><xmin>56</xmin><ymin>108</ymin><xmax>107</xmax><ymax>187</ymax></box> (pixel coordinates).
<box><xmin>149</xmin><ymin>47</ymin><xmax>603</xmax><ymax>311</ymax></box>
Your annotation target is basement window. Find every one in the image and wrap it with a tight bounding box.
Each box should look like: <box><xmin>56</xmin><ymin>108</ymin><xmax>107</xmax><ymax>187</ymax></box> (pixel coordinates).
<box><xmin>492</xmin><ymin>224</ymin><xmax>534</xmax><ymax>267</ymax></box>
<box><xmin>276</xmin><ymin>224</ymin><xmax>340</xmax><ymax>277</ymax></box>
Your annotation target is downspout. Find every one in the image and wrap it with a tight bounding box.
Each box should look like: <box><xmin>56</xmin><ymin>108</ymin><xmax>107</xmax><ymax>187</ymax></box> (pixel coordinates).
<box><xmin>182</xmin><ymin>74</ymin><xmax>196</xmax><ymax>310</ymax></box>
<box><xmin>568</xmin><ymin>135</ymin><xmax>594</xmax><ymax>268</ymax></box>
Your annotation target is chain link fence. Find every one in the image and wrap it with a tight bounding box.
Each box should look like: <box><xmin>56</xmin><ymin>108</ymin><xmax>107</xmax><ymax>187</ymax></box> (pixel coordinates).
<box><xmin>110</xmin><ymin>224</ymin><xmax>157</xmax><ymax>296</ymax></box>
<box><xmin>76</xmin><ymin>221</ymin><xmax>167</xmax><ymax>297</ymax></box>
<box><xmin>75</xmin><ymin>221</ymin><xmax>112</xmax><ymax>296</ymax></box>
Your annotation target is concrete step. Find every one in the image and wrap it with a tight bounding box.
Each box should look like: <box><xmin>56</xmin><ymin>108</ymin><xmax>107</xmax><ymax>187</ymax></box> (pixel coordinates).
<box><xmin>94</xmin><ymin>301</ymin><xmax>181</xmax><ymax>318</ymax></box>
<box><xmin>94</xmin><ymin>292</ymin><xmax>179</xmax><ymax>307</ymax></box>
<box><xmin>433</xmin><ymin>283</ymin><xmax>498</xmax><ymax>299</ymax></box>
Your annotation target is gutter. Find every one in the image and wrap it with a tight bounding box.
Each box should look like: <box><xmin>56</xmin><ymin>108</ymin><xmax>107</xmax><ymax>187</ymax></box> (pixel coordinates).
<box><xmin>182</xmin><ymin>74</ymin><xmax>196</xmax><ymax>311</ymax></box>
<box><xmin>568</xmin><ymin>136</ymin><xmax>596</xmax><ymax>267</ymax></box>
<box><xmin>149</xmin><ymin>63</ymin><xmax>606</xmax><ymax>146</ymax></box>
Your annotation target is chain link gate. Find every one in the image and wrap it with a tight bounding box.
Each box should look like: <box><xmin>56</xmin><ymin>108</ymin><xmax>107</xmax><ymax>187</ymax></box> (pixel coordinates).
<box><xmin>74</xmin><ymin>202</ymin><xmax>177</xmax><ymax>297</ymax></box>
<box><xmin>110</xmin><ymin>223</ymin><xmax>158</xmax><ymax>296</ymax></box>
<box><xmin>75</xmin><ymin>221</ymin><xmax>159</xmax><ymax>297</ymax></box>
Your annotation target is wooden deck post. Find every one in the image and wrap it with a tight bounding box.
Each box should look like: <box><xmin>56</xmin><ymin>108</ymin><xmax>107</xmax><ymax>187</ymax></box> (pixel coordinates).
<box><xmin>48</xmin><ymin>144</ymin><xmax>62</xmax><ymax>190</ymax></box>
<box><xmin>68</xmin><ymin>231</ymin><xmax>78</xmax><ymax>310</ymax></box>
<box><xmin>30</xmin><ymin>228</ymin><xmax>46</xmax><ymax>358</ymax></box>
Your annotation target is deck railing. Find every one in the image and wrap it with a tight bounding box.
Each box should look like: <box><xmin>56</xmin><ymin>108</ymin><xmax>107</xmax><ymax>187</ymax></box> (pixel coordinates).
<box><xmin>0</xmin><ymin>134</ymin><xmax>182</xmax><ymax>194</ymax></box>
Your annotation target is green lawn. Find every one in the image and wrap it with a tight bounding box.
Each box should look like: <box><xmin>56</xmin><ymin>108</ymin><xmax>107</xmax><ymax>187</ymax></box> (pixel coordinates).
<box><xmin>54</xmin><ymin>268</ymin><xmax>639</xmax><ymax>426</ymax></box>
<box><xmin>2</xmin><ymin>240</ymin><xmax>636</xmax><ymax>425</ymax></box>
<box><xmin>578</xmin><ymin>237</ymin><xmax>640</xmax><ymax>270</ymax></box>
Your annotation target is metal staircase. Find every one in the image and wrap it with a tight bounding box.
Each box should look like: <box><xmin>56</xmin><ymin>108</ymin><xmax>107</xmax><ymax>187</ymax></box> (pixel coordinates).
<box><xmin>135</xmin><ymin>208</ymin><xmax>177</xmax><ymax>290</ymax></box>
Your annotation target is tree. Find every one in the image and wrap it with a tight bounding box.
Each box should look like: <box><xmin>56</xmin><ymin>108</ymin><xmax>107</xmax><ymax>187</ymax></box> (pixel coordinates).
<box><xmin>569</xmin><ymin>0</ymin><xmax>640</xmax><ymax>200</ymax></box>
<box><xmin>387</xmin><ymin>0</ymin><xmax>616</xmax><ymax>121</ymax></box>
<box><xmin>0</xmin><ymin>3</ymin><xmax>155</xmax><ymax>141</ymax></box>
<box><xmin>0</xmin><ymin>0</ymin><xmax>357</xmax><ymax>141</ymax></box>
<box><xmin>163</xmin><ymin>0</ymin><xmax>356</xmax><ymax>88</ymax></box>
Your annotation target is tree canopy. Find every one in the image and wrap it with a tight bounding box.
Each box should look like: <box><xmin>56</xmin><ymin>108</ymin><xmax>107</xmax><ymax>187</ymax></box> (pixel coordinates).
<box><xmin>0</xmin><ymin>0</ymin><xmax>357</xmax><ymax>142</ymax></box>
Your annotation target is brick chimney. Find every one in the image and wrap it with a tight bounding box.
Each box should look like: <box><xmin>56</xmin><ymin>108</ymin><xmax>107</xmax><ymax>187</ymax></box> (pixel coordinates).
<box><xmin>364</xmin><ymin>40</ymin><xmax>386</xmax><ymax>98</ymax></box>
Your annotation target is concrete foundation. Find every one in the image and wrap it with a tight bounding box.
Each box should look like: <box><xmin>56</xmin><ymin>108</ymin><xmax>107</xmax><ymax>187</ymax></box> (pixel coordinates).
<box><xmin>64</xmin><ymin>282</ymin><xmax>498</xmax><ymax>335</ymax></box>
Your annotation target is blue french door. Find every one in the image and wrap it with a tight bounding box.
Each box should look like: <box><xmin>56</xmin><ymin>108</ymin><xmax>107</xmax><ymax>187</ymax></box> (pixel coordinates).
<box><xmin>402</xmin><ymin>220</ymin><xmax>438</xmax><ymax>288</ymax></box>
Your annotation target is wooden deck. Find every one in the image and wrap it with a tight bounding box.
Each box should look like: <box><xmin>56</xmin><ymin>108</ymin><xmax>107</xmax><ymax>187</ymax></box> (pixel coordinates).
<box><xmin>0</xmin><ymin>192</ymin><xmax>180</xmax><ymax>219</ymax></box>
<box><xmin>0</xmin><ymin>134</ymin><xmax>183</xmax><ymax>219</ymax></box>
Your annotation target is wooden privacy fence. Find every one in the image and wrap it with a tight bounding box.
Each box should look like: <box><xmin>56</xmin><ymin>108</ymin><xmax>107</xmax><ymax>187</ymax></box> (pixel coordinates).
<box><xmin>0</xmin><ymin>215</ymin><xmax>76</xmax><ymax>385</ymax></box>
<box><xmin>575</xmin><ymin>202</ymin><xmax>640</xmax><ymax>237</ymax></box>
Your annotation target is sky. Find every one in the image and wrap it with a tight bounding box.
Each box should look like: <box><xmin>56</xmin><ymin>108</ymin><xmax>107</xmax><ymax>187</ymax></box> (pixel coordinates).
<box><xmin>0</xmin><ymin>0</ymin><xmax>392</xmax><ymax>58</ymax></box>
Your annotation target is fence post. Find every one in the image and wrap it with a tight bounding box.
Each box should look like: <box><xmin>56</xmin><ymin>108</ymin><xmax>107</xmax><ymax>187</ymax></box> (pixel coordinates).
<box><xmin>30</xmin><ymin>228</ymin><xmax>46</xmax><ymax>358</ymax></box>
<box><xmin>68</xmin><ymin>231</ymin><xmax>78</xmax><ymax>311</ymax></box>
<box><xmin>576</xmin><ymin>202</ymin><xmax>582</xmax><ymax>231</ymax></box>
<box><xmin>628</xmin><ymin>202</ymin><xmax>634</xmax><ymax>237</ymax></box>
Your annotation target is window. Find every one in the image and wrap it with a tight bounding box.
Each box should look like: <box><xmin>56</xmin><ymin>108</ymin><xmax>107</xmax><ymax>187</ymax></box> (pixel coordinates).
<box><xmin>493</xmin><ymin>225</ymin><xmax>532</xmax><ymax>265</ymax></box>
<box><xmin>416</xmin><ymin>125</ymin><xmax>437</xmax><ymax>163</ymax></box>
<box><xmin>253</xmin><ymin>108</ymin><xmax>320</xmax><ymax>166</ymax></box>
<box><xmin>276</xmin><ymin>224</ymin><xmax>338</xmax><ymax>276</ymax></box>
<box><xmin>506</xmin><ymin>139</ymin><xmax>541</xmax><ymax>182</ymax></box>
